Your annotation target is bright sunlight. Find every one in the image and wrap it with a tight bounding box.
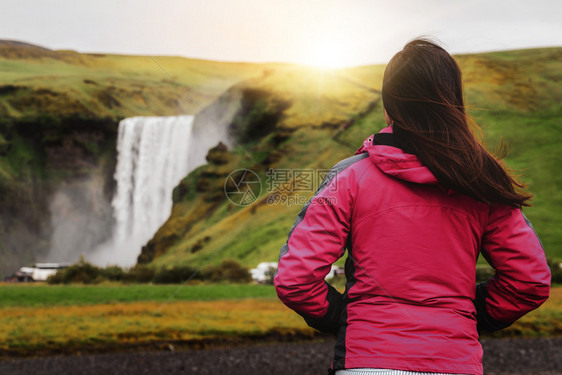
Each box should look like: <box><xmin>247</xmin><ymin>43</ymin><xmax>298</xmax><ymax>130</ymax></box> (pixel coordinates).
<box><xmin>300</xmin><ymin>35</ymin><xmax>349</xmax><ymax>69</ymax></box>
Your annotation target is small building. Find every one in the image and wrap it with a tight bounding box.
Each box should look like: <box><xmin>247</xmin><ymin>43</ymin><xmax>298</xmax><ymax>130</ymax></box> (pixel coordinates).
<box><xmin>249</xmin><ymin>262</ymin><xmax>343</xmax><ymax>283</ymax></box>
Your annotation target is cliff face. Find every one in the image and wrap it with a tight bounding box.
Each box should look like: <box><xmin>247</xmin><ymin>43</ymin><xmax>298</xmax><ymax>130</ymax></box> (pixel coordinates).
<box><xmin>0</xmin><ymin>116</ymin><xmax>117</xmax><ymax>276</ymax></box>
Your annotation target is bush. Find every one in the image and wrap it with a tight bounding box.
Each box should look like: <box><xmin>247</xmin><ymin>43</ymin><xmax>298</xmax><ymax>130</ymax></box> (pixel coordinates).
<box><xmin>203</xmin><ymin>259</ymin><xmax>252</xmax><ymax>283</ymax></box>
<box><xmin>153</xmin><ymin>266</ymin><xmax>202</xmax><ymax>284</ymax></box>
<box><xmin>191</xmin><ymin>236</ymin><xmax>211</xmax><ymax>253</ymax></box>
<box><xmin>122</xmin><ymin>265</ymin><xmax>155</xmax><ymax>283</ymax></box>
<box><xmin>195</xmin><ymin>176</ymin><xmax>212</xmax><ymax>192</ymax></box>
<box><xmin>48</xmin><ymin>260</ymin><xmax>102</xmax><ymax>284</ymax></box>
<box><xmin>99</xmin><ymin>265</ymin><xmax>124</xmax><ymax>281</ymax></box>
<box><xmin>45</xmin><ymin>259</ymin><xmax>252</xmax><ymax>285</ymax></box>
<box><xmin>547</xmin><ymin>258</ymin><xmax>562</xmax><ymax>284</ymax></box>
<box><xmin>475</xmin><ymin>266</ymin><xmax>495</xmax><ymax>283</ymax></box>
<box><xmin>551</xmin><ymin>269</ymin><xmax>562</xmax><ymax>284</ymax></box>
<box><xmin>205</xmin><ymin>142</ymin><xmax>229</xmax><ymax>165</ymax></box>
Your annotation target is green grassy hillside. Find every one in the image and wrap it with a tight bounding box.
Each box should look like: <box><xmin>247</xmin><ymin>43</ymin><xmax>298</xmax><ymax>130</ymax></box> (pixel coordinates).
<box><xmin>142</xmin><ymin>47</ymin><xmax>562</xmax><ymax>270</ymax></box>
<box><xmin>0</xmin><ymin>40</ymin><xmax>275</xmax><ymax>119</ymax></box>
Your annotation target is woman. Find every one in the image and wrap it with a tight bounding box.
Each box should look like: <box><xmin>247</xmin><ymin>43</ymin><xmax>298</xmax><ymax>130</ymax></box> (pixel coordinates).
<box><xmin>273</xmin><ymin>39</ymin><xmax>550</xmax><ymax>375</ymax></box>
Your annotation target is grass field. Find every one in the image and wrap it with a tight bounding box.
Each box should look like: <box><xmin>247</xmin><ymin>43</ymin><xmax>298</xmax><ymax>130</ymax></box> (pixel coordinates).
<box><xmin>0</xmin><ymin>283</ymin><xmax>277</xmax><ymax>307</ymax></box>
<box><xmin>0</xmin><ymin>283</ymin><xmax>560</xmax><ymax>357</ymax></box>
<box><xmin>0</xmin><ymin>299</ymin><xmax>310</xmax><ymax>356</ymax></box>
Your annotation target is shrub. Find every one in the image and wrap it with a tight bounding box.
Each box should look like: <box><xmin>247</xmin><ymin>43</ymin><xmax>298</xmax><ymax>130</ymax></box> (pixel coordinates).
<box><xmin>99</xmin><ymin>265</ymin><xmax>124</xmax><ymax>281</ymax></box>
<box><xmin>203</xmin><ymin>259</ymin><xmax>252</xmax><ymax>283</ymax></box>
<box><xmin>195</xmin><ymin>176</ymin><xmax>212</xmax><ymax>192</ymax></box>
<box><xmin>122</xmin><ymin>265</ymin><xmax>155</xmax><ymax>283</ymax></box>
<box><xmin>153</xmin><ymin>266</ymin><xmax>202</xmax><ymax>284</ymax></box>
<box><xmin>261</xmin><ymin>149</ymin><xmax>283</xmax><ymax>166</ymax></box>
<box><xmin>547</xmin><ymin>258</ymin><xmax>562</xmax><ymax>284</ymax></box>
<box><xmin>205</xmin><ymin>142</ymin><xmax>229</xmax><ymax>165</ymax></box>
<box><xmin>475</xmin><ymin>266</ymin><xmax>495</xmax><ymax>283</ymax></box>
<box><xmin>47</xmin><ymin>260</ymin><xmax>102</xmax><ymax>284</ymax></box>
<box><xmin>191</xmin><ymin>236</ymin><xmax>211</xmax><ymax>254</ymax></box>
<box><xmin>552</xmin><ymin>268</ymin><xmax>562</xmax><ymax>284</ymax></box>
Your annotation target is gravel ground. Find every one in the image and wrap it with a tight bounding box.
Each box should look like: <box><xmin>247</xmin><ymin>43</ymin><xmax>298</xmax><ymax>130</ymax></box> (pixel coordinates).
<box><xmin>0</xmin><ymin>337</ymin><xmax>560</xmax><ymax>375</ymax></box>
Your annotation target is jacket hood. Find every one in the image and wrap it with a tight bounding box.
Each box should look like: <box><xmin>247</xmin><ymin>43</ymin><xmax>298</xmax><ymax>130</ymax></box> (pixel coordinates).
<box><xmin>354</xmin><ymin>126</ymin><xmax>438</xmax><ymax>185</ymax></box>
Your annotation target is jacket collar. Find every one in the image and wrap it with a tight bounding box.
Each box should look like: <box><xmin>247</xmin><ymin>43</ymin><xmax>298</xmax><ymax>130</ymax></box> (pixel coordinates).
<box><xmin>355</xmin><ymin>126</ymin><xmax>439</xmax><ymax>185</ymax></box>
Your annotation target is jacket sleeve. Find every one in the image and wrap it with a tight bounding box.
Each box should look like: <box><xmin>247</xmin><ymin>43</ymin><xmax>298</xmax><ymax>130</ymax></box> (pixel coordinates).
<box><xmin>475</xmin><ymin>205</ymin><xmax>551</xmax><ymax>332</ymax></box>
<box><xmin>273</xmin><ymin>156</ymin><xmax>364</xmax><ymax>335</ymax></box>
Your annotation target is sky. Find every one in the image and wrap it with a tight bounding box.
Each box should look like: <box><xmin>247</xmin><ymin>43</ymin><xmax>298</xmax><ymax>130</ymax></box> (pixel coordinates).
<box><xmin>1</xmin><ymin>0</ymin><xmax>561</xmax><ymax>68</ymax></box>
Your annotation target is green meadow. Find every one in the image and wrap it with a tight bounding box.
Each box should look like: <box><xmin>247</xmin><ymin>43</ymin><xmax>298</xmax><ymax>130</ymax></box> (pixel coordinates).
<box><xmin>0</xmin><ymin>283</ymin><xmax>560</xmax><ymax>356</ymax></box>
<box><xmin>0</xmin><ymin>283</ymin><xmax>276</xmax><ymax>307</ymax></box>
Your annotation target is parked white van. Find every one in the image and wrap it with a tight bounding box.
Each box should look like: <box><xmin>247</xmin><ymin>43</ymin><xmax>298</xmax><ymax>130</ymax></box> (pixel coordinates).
<box><xmin>18</xmin><ymin>263</ymin><xmax>70</xmax><ymax>281</ymax></box>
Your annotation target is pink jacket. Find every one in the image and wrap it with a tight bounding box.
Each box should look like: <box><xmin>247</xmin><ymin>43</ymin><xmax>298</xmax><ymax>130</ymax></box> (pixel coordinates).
<box><xmin>274</xmin><ymin>126</ymin><xmax>550</xmax><ymax>374</ymax></box>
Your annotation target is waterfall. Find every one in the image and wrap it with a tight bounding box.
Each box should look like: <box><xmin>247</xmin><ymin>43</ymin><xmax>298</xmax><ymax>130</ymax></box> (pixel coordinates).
<box><xmin>89</xmin><ymin>115</ymin><xmax>194</xmax><ymax>267</ymax></box>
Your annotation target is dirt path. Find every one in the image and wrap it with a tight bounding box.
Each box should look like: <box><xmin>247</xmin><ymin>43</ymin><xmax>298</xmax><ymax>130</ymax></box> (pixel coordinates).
<box><xmin>0</xmin><ymin>337</ymin><xmax>560</xmax><ymax>375</ymax></box>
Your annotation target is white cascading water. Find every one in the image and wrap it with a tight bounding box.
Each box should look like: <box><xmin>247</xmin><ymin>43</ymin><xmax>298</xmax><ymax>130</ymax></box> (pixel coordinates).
<box><xmin>88</xmin><ymin>115</ymin><xmax>194</xmax><ymax>266</ymax></box>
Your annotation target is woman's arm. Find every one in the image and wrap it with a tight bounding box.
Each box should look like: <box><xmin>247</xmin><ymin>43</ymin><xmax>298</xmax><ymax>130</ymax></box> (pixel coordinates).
<box><xmin>476</xmin><ymin>205</ymin><xmax>551</xmax><ymax>331</ymax></box>
<box><xmin>274</xmin><ymin>154</ymin><xmax>367</xmax><ymax>334</ymax></box>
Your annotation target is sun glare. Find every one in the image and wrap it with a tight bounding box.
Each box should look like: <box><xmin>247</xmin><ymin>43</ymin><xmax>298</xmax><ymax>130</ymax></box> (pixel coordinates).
<box><xmin>302</xmin><ymin>43</ymin><xmax>348</xmax><ymax>70</ymax></box>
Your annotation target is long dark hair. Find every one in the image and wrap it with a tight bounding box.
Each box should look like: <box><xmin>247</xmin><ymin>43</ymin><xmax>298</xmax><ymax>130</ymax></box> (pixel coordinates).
<box><xmin>382</xmin><ymin>38</ymin><xmax>531</xmax><ymax>207</ymax></box>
